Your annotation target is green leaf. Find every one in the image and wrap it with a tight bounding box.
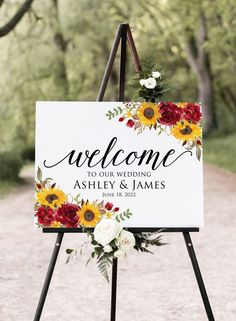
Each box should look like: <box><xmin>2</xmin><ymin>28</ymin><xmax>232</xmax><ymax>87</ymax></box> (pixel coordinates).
<box><xmin>65</xmin><ymin>249</ymin><xmax>77</xmax><ymax>264</ymax></box>
<box><xmin>196</xmin><ymin>145</ymin><xmax>202</xmax><ymax>161</ymax></box>
<box><xmin>97</xmin><ymin>254</ymin><xmax>113</xmax><ymax>283</ymax></box>
<box><xmin>37</xmin><ymin>167</ymin><xmax>42</xmax><ymax>183</ymax></box>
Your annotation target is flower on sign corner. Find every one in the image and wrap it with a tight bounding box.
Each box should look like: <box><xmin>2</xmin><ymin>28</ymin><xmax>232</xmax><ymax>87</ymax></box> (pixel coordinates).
<box><xmin>105</xmin><ymin>202</ymin><xmax>113</xmax><ymax>211</ymax></box>
<box><xmin>126</xmin><ymin>119</ymin><xmax>135</xmax><ymax>128</ymax></box>
<box><xmin>177</xmin><ymin>102</ymin><xmax>187</xmax><ymax>109</ymax></box>
<box><xmin>50</xmin><ymin>221</ymin><xmax>62</xmax><ymax>228</ymax></box>
<box><xmin>94</xmin><ymin>219</ymin><xmax>122</xmax><ymax>246</ymax></box>
<box><xmin>118</xmin><ymin>117</ymin><xmax>124</xmax><ymax>122</ymax></box>
<box><xmin>55</xmin><ymin>203</ymin><xmax>80</xmax><ymax>228</ymax></box>
<box><xmin>78</xmin><ymin>203</ymin><xmax>101</xmax><ymax>228</ymax></box>
<box><xmin>106</xmin><ymin>212</ymin><xmax>113</xmax><ymax>219</ymax></box>
<box><xmin>36</xmin><ymin>187</ymin><xmax>67</xmax><ymax>209</ymax></box>
<box><xmin>171</xmin><ymin>120</ymin><xmax>202</xmax><ymax>141</ymax></box>
<box><xmin>197</xmin><ymin>139</ymin><xmax>202</xmax><ymax>146</ymax></box>
<box><xmin>116</xmin><ymin>230</ymin><xmax>136</xmax><ymax>253</ymax></box>
<box><xmin>158</xmin><ymin>102</ymin><xmax>182</xmax><ymax>126</ymax></box>
<box><xmin>137</xmin><ymin>102</ymin><xmax>160</xmax><ymax>127</ymax></box>
<box><xmin>104</xmin><ymin>245</ymin><xmax>113</xmax><ymax>253</ymax></box>
<box><xmin>125</xmin><ymin>110</ymin><xmax>133</xmax><ymax>118</ymax></box>
<box><xmin>114</xmin><ymin>250</ymin><xmax>125</xmax><ymax>258</ymax></box>
<box><xmin>36</xmin><ymin>206</ymin><xmax>55</xmax><ymax>227</ymax></box>
<box><xmin>183</xmin><ymin>103</ymin><xmax>202</xmax><ymax>123</ymax></box>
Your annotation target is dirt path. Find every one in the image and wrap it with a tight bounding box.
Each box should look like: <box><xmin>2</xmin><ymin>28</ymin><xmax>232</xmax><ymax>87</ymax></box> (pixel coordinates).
<box><xmin>0</xmin><ymin>164</ymin><xmax>236</xmax><ymax>321</ymax></box>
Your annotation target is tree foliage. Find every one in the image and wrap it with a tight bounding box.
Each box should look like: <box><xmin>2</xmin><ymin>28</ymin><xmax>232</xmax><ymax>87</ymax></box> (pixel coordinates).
<box><xmin>0</xmin><ymin>0</ymin><xmax>235</xmax><ymax>153</ymax></box>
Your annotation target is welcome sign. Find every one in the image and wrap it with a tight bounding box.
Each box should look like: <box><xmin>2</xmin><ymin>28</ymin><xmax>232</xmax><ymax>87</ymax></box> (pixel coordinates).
<box><xmin>35</xmin><ymin>101</ymin><xmax>204</xmax><ymax>228</ymax></box>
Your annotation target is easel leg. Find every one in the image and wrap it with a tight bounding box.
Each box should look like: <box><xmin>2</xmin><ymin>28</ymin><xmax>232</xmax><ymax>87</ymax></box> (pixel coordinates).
<box><xmin>33</xmin><ymin>232</ymin><xmax>64</xmax><ymax>321</ymax></box>
<box><xmin>183</xmin><ymin>232</ymin><xmax>215</xmax><ymax>321</ymax></box>
<box><xmin>110</xmin><ymin>258</ymin><xmax>118</xmax><ymax>321</ymax></box>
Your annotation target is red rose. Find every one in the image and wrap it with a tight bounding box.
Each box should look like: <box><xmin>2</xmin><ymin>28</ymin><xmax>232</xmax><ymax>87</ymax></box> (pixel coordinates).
<box><xmin>126</xmin><ymin>119</ymin><xmax>135</xmax><ymax>128</ymax></box>
<box><xmin>119</xmin><ymin>117</ymin><xmax>124</xmax><ymax>122</ymax></box>
<box><xmin>183</xmin><ymin>103</ymin><xmax>202</xmax><ymax>123</ymax></box>
<box><xmin>158</xmin><ymin>102</ymin><xmax>182</xmax><ymax>126</ymax></box>
<box><xmin>105</xmin><ymin>202</ymin><xmax>113</xmax><ymax>210</ymax></box>
<box><xmin>36</xmin><ymin>206</ymin><xmax>55</xmax><ymax>227</ymax></box>
<box><xmin>55</xmin><ymin>204</ymin><xmax>80</xmax><ymax>228</ymax></box>
<box><xmin>113</xmin><ymin>207</ymin><xmax>119</xmax><ymax>212</ymax></box>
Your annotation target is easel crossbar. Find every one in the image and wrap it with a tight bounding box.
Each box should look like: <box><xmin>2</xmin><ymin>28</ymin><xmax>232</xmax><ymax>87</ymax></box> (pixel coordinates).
<box><xmin>43</xmin><ymin>227</ymin><xmax>199</xmax><ymax>233</ymax></box>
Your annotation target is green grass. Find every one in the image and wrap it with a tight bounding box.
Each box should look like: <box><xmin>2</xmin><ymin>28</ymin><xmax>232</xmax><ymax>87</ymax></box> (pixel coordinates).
<box><xmin>204</xmin><ymin>133</ymin><xmax>236</xmax><ymax>173</ymax></box>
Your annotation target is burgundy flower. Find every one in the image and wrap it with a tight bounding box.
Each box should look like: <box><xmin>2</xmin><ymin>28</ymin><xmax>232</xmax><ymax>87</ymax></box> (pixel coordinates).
<box><xmin>197</xmin><ymin>139</ymin><xmax>202</xmax><ymax>145</ymax></box>
<box><xmin>113</xmin><ymin>207</ymin><xmax>119</xmax><ymax>212</ymax></box>
<box><xmin>119</xmin><ymin>117</ymin><xmax>124</xmax><ymax>122</ymax></box>
<box><xmin>36</xmin><ymin>206</ymin><xmax>55</xmax><ymax>227</ymax></box>
<box><xmin>105</xmin><ymin>202</ymin><xmax>113</xmax><ymax>211</ymax></box>
<box><xmin>126</xmin><ymin>119</ymin><xmax>135</xmax><ymax>128</ymax></box>
<box><xmin>183</xmin><ymin>103</ymin><xmax>202</xmax><ymax>123</ymax></box>
<box><xmin>55</xmin><ymin>204</ymin><xmax>80</xmax><ymax>228</ymax></box>
<box><xmin>158</xmin><ymin>102</ymin><xmax>182</xmax><ymax>126</ymax></box>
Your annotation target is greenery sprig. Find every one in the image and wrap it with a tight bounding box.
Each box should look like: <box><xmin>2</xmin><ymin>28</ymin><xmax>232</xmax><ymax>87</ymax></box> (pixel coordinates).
<box><xmin>134</xmin><ymin>230</ymin><xmax>166</xmax><ymax>254</ymax></box>
<box><xmin>106</xmin><ymin>106</ymin><xmax>123</xmax><ymax>120</ymax></box>
<box><xmin>115</xmin><ymin>209</ymin><xmax>132</xmax><ymax>222</ymax></box>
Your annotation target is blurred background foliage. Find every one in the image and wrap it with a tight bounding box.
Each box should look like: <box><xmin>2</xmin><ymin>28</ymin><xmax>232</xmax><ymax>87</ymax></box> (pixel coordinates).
<box><xmin>0</xmin><ymin>0</ymin><xmax>235</xmax><ymax>187</ymax></box>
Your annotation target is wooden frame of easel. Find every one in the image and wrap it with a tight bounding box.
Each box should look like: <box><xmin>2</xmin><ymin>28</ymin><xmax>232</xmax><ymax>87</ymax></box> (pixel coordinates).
<box><xmin>33</xmin><ymin>23</ymin><xmax>215</xmax><ymax>321</ymax></box>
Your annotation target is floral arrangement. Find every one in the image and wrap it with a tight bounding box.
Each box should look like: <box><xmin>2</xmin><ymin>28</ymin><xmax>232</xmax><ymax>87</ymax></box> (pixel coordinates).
<box><xmin>34</xmin><ymin>167</ymin><xmax>164</xmax><ymax>281</ymax></box>
<box><xmin>35</xmin><ymin>167</ymin><xmax>132</xmax><ymax>229</ymax></box>
<box><xmin>106</xmin><ymin>101</ymin><xmax>202</xmax><ymax>160</ymax></box>
<box><xmin>131</xmin><ymin>62</ymin><xmax>167</xmax><ymax>103</ymax></box>
<box><xmin>66</xmin><ymin>219</ymin><xmax>164</xmax><ymax>282</ymax></box>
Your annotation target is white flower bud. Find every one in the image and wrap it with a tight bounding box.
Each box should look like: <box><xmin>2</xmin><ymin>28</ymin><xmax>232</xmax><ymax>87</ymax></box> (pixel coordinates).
<box><xmin>103</xmin><ymin>245</ymin><xmax>113</xmax><ymax>253</ymax></box>
<box><xmin>152</xmin><ymin>71</ymin><xmax>161</xmax><ymax>78</ymax></box>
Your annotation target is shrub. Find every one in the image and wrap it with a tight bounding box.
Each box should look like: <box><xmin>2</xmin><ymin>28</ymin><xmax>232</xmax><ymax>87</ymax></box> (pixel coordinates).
<box><xmin>0</xmin><ymin>152</ymin><xmax>23</xmax><ymax>181</ymax></box>
<box><xmin>21</xmin><ymin>146</ymin><xmax>35</xmax><ymax>162</ymax></box>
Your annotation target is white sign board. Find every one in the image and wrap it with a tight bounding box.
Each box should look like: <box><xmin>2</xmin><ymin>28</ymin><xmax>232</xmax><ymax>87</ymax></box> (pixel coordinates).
<box><xmin>35</xmin><ymin>101</ymin><xmax>203</xmax><ymax>228</ymax></box>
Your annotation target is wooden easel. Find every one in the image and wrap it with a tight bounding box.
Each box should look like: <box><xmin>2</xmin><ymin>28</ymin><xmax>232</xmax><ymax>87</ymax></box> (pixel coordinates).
<box><xmin>33</xmin><ymin>23</ymin><xmax>215</xmax><ymax>321</ymax></box>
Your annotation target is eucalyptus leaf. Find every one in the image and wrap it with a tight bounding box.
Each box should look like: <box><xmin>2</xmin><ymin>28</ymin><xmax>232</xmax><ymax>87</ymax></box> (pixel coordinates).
<box><xmin>37</xmin><ymin>167</ymin><xmax>42</xmax><ymax>183</ymax></box>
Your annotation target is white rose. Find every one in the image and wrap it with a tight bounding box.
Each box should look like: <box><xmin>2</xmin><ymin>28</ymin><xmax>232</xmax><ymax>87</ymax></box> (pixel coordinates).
<box><xmin>94</xmin><ymin>219</ymin><xmax>122</xmax><ymax>246</ymax></box>
<box><xmin>117</xmin><ymin>230</ymin><xmax>135</xmax><ymax>253</ymax></box>
<box><xmin>103</xmin><ymin>245</ymin><xmax>113</xmax><ymax>253</ymax></box>
<box><xmin>144</xmin><ymin>77</ymin><xmax>157</xmax><ymax>89</ymax></box>
<box><xmin>152</xmin><ymin>71</ymin><xmax>161</xmax><ymax>79</ymax></box>
<box><xmin>114</xmin><ymin>250</ymin><xmax>125</xmax><ymax>258</ymax></box>
<box><xmin>139</xmin><ymin>79</ymin><xmax>146</xmax><ymax>86</ymax></box>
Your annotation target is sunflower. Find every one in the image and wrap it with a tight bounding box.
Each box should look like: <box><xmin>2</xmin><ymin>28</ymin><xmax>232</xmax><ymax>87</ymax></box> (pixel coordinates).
<box><xmin>36</xmin><ymin>188</ymin><xmax>67</xmax><ymax>209</ymax></box>
<box><xmin>137</xmin><ymin>102</ymin><xmax>161</xmax><ymax>126</ymax></box>
<box><xmin>78</xmin><ymin>203</ymin><xmax>101</xmax><ymax>227</ymax></box>
<box><xmin>171</xmin><ymin>120</ymin><xmax>202</xmax><ymax>141</ymax></box>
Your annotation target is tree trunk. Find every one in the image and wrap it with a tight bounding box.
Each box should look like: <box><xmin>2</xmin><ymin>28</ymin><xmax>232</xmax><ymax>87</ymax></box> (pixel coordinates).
<box><xmin>197</xmin><ymin>64</ymin><xmax>216</xmax><ymax>133</ymax></box>
<box><xmin>185</xmin><ymin>13</ymin><xmax>217</xmax><ymax>134</ymax></box>
<box><xmin>50</xmin><ymin>0</ymin><xmax>69</xmax><ymax>99</ymax></box>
